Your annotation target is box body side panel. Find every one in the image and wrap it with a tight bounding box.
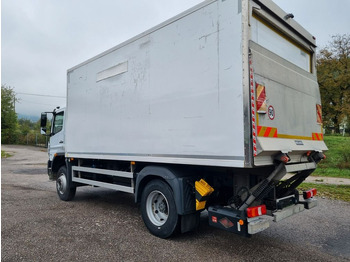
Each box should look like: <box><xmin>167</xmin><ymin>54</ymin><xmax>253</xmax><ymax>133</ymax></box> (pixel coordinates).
<box><xmin>66</xmin><ymin>0</ymin><xmax>245</xmax><ymax>167</ymax></box>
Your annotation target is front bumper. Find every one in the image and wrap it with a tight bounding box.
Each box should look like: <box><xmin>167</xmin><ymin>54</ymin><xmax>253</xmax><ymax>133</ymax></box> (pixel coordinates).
<box><xmin>47</xmin><ymin>160</ymin><xmax>54</xmax><ymax>180</ymax></box>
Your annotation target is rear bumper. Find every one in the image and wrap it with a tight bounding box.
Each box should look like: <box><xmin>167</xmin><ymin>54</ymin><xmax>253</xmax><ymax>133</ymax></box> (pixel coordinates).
<box><xmin>208</xmin><ymin>206</ymin><xmax>270</xmax><ymax>237</ymax></box>
<box><xmin>300</xmin><ymin>198</ymin><xmax>318</xmax><ymax>209</ymax></box>
<box><xmin>272</xmin><ymin>199</ymin><xmax>318</xmax><ymax>222</ymax></box>
<box><xmin>285</xmin><ymin>162</ymin><xmax>316</xmax><ymax>173</ymax></box>
<box><xmin>272</xmin><ymin>203</ymin><xmax>304</xmax><ymax>222</ymax></box>
<box><xmin>247</xmin><ymin>217</ymin><xmax>270</xmax><ymax>234</ymax></box>
<box><xmin>208</xmin><ymin>199</ymin><xmax>318</xmax><ymax>236</ymax></box>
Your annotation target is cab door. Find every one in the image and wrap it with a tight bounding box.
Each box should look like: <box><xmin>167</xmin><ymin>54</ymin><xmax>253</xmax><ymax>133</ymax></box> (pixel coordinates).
<box><xmin>49</xmin><ymin>110</ymin><xmax>65</xmax><ymax>161</ymax></box>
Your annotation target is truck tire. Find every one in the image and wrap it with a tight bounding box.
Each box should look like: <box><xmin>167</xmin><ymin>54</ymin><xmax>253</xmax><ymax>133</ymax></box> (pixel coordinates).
<box><xmin>56</xmin><ymin>166</ymin><xmax>76</xmax><ymax>201</ymax></box>
<box><xmin>141</xmin><ymin>179</ymin><xmax>179</xmax><ymax>238</ymax></box>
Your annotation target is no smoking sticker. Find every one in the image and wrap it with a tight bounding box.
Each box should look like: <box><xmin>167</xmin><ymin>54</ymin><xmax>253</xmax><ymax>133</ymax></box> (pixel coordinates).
<box><xmin>268</xmin><ymin>105</ymin><xmax>275</xmax><ymax>120</ymax></box>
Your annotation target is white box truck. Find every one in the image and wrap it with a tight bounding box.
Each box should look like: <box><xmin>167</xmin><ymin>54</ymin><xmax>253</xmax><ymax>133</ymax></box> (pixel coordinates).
<box><xmin>41</xmin><ymin>0</ymin><xmax>327</xmax><ymax>238</ymax></box>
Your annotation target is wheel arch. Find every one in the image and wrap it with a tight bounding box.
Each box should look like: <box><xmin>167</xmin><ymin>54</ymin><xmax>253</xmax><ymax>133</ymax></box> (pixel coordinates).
<box><xmin>135</xmin><ymin>166</ymin><xmax>195</xmax><ymax>216</ymax></box>
<box><xmin>51</xmin><ymin>154</ymin><xmax>66</xmax><ymax>180</ymax></box>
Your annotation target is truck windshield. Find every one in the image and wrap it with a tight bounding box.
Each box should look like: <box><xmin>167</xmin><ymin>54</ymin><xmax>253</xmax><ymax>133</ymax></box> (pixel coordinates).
<box><xmin>52</xmin><ymin>112</ymin><xmax>64</xmax><ymax>135</ymax></box>
<box><xmin>251</xmin><ymin>15</ymin><xmax>312</xmax><ymax>73</ymax></box>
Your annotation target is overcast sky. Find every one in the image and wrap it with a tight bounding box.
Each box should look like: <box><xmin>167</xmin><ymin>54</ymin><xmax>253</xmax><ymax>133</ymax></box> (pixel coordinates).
<box><xmin>2</xmin><ymin>0</ymin><xmax>350</xmax><ymax>119</ymax></box>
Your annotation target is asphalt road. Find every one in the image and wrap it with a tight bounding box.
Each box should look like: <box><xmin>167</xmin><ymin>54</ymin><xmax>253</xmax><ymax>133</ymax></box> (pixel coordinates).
<box><xmin>2</xmin><ymin>145</ymin><xmax>350</xmax><ymax>262</ymax></box>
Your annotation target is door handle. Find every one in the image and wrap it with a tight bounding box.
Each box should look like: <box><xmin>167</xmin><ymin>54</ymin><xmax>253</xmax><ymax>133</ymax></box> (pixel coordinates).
<box><xmin>59</xmin><ymin>140</ymin><xmax>64</xmax><ymax>144</ymax></box>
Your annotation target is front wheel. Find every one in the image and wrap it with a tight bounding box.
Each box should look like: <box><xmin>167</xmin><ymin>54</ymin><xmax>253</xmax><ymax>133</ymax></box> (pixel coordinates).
<box><xmin>141</xmin><ymin>179</ymin><xmax>179</xmax><ymax>238</ymax></box>
<box><xmin>56</xmin><ymin>166</ymin><xmax>76</xmax><ymax>201</ymax></box>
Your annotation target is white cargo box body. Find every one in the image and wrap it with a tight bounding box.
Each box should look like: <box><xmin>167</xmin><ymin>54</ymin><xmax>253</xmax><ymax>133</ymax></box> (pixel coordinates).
<box><xmin>66</xmin><ymin>0</ymin><xmax>246</xmax><ymax>167</ymax></box>
<box><xmin>66</xmin><ymin>0</ymin><xmax>327</xmax><ymax>168</ymax></box>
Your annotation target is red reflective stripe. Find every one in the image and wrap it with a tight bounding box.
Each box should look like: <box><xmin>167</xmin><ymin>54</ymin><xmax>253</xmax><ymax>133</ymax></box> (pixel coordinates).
<box><xmin>257</xmin><ymin>126</ymin><xmax>278</xmax><ymax>137</ymax></box>
<box><xmin>273</xmin><ymin>129</ymin><xmax>278</xmax><ymax>137</ymax></box>
<box><xmin>312</xmin><ymin>133</ymin><xmax>323</xmax><ymax>141</ymax></box>
<box><xmin>264</xmin><ymin>127</ymin><xmax>272</xmax><ymax>137</ymax></box>
<box><xmin>257</xmin><ymin>126</ymin><xmax>262</xmax><ymax>134</ymax></box>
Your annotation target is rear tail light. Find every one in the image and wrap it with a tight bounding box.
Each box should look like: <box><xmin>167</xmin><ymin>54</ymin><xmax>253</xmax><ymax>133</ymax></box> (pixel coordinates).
<box><xmin>303</xmin><ymin>188</ymin><xmax>317</xmax><ymax>199</ymax></box>
<box><xmin>308</xmin><ymin>152</ymin><xmax>326</xmax><ymax>163</ymax></box>
<box><xmin>247</xmin><ymin>205</ymin><xmax>267</xmax><ymax>218</ymax></box>
<box><xmin>274</xmin><ymin>153</ymin><xmax>291</xmax><ymax>163</ymax></box>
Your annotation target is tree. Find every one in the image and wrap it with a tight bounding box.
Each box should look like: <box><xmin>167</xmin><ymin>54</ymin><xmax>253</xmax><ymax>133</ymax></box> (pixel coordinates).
<box><xmin>317</xmin><ymin>34</ymin><xmax>350</xmax><ymax>134</ymax></box>
<box><xmin>18</xmin><ymin>118</ymin><xmax>36</xmax><ymax>135</ymax></box>
<box><xmin>1</xmin><ymin>85</ymin><xmax>19</xmax><ymax>143</ymax></box>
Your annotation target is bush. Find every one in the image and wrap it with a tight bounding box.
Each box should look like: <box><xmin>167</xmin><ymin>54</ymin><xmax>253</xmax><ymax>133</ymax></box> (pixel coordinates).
<box><xmin>314</xmin><ymin>135</ymin><xmax>350</xmax><ymax>178</ymax></box>
<box><xmin>16</xmin><ymin>132</ymin><xmax>48</xmax><ymax>146</ymax></box>
<box><xmin>337</xmin><ymin>145</ymin><xmax>350</xmax><ymax>169</ymax></box>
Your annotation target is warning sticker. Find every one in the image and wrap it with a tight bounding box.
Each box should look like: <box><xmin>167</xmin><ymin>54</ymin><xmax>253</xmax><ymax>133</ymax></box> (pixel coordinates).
<box><xmin>316</xmin><ymin>104</ymin><xmax>322</xmax><ymax>124</ymax></box>
<box><xmin>256</xmin><ymin>83</ymin><xmax>267</xmax><ymax>113</ymax></box>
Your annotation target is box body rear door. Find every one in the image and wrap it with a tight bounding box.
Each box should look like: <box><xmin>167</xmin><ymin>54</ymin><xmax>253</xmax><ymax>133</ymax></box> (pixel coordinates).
<box><xmin>248</xmin><ymin>2</ymin><xmax>327</xmax><ymax>166</ymax></box>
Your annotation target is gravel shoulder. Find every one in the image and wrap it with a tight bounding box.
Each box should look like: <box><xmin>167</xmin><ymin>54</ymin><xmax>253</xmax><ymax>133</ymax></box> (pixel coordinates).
<box><xmin>1</xmin><ymin>145</ymin><xmax>350</xmax><ymax>261</ymax></box>
<box><xmin>284</xmin><ymin>173</ymin><xmax>350</xmax><ymax>185</ymax></box>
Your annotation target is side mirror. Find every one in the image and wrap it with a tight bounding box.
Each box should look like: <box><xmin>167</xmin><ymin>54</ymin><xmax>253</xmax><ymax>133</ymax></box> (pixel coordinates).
<box><xmin>40</xmin><ymin>127</ymin><xmax>47</xmax><ymax>135</ymax></box>
<box><xmin>41</xmin><ymin>113</ymin><xmax>47</xmax><ymax>128</ymax></box>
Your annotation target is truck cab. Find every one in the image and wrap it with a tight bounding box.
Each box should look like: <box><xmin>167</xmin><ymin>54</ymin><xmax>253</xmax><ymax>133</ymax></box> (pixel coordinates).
<box><xmin>41</xmin><ymin>107</ymin><xmax>66</xmax><ymax>180</ymax></box>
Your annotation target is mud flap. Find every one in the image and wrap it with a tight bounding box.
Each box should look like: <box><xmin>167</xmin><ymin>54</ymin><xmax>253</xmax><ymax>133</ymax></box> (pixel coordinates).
<box><xmin>181</xmin><ymin>213</ymin><xmax>200</xmax><ymax>233</ymax></box>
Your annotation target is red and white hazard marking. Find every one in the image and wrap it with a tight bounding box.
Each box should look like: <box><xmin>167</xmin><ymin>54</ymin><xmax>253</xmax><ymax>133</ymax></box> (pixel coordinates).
<box><xmin>249</xmin><ymin>57</ymin><xmax>257</xmax><ymax>157</ymax></box>
<box><xmin>256</xmin><ymin>83</ymin><xmax>267</xmax><ymax>113</ymax></box>
<box><xmin>316</xmin><ymin>104</ymin><xmax>322</xmax><ymax>124</ymax></box>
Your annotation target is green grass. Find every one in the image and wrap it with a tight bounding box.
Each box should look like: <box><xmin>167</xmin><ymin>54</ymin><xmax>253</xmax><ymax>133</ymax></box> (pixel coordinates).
<box><xmin>298</xmin><ymin>182</ymin><xmax>350</xmax><ymax>202</ymax></box>
<box><xmin>312</xmin><ymin>135</ymin><xmax>350</xmax><ymax>179</ymax></box>
<box><xmin>1</xmin><ymin>150</ymin><xmax>13</xmax><ymax>158</ymax></box>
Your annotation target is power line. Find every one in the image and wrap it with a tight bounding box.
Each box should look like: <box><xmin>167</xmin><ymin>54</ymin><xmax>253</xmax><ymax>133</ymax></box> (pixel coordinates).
<box><xmin>16</xmin><ymin>92</ymin><xmax>66</xmax><ymax>98</ymax></box>
<box><xmin>18</xmin><ymin>99</ymin><xmax>61</xmax><ymax>107</ymax></box>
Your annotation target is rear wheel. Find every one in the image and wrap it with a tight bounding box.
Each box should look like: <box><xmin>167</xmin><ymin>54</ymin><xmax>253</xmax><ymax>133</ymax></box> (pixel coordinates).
<box><xmin>141</xmin><ymin>179</ymin><xmax>179</xmax><ymax>238</ymax></box>
<box><xmin>56</xmin><ymin>166</ymin><xmax>76</xmax><ymax>201</ymax></box>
